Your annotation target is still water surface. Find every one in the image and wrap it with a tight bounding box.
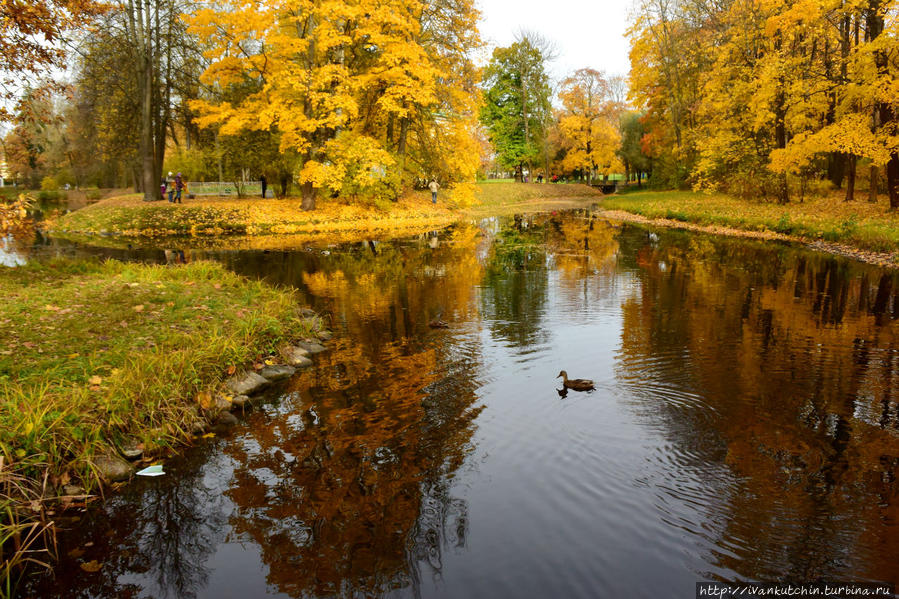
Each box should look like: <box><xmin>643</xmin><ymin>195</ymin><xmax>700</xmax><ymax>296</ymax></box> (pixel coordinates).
<box><xmin>21</xmin><ymin>212</ymin><xmax>899</xmax><ymax>598</ymax></box>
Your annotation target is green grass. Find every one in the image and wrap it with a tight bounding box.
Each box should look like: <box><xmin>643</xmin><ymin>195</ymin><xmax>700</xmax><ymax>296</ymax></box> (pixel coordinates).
<box><xmin>0</xmin><ymin>259</ymin><xmax>317</xmax><ymax>593</ymax></box>
<box><xmin>603</xmin><ymin>190</ymin><xmax>899</xmax><ymax>252</ymax></box>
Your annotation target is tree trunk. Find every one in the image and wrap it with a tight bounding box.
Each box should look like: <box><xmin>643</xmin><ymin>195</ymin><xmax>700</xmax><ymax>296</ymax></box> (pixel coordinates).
<box><xmin>301</xmin><ymin>181</ymin><xmax>316</xmax><ymax>210</ymax></box>
<box><xmin>845</xmin><ymin>154</ymin><xmax>856</xmax><ymax>201</ymax></box>
<box><xmin>773</xmin><ymin>32</ymin><xmax>789</xmax><ymax>204</ymax></box>
<box><xmin>136</xmin><ymin>1</ymin><xmax>156</xmax><ymax>202</ymax></box>
<box><xmin>887</xmin><ymin>155</ymin><xmax>899</xmax><ymax>209</ymax></box>
<box><xmin>828</xmin><ymin>153</ymin><xmax>846</xmax><ymax>188</ymax></box>
<box><xmin>868</xmin><ymin>3</ymin><xmax>899</xmax><ymax>208</ymax></box>
<box><xmin>869</xmin><ymin>165</ymin><xmax>878</xmax><ymax>202</ymax></box>
<box><xmin>397</xmin><ymin>116</ymin><xmax>408</xmax><ymax>170</ymax></box>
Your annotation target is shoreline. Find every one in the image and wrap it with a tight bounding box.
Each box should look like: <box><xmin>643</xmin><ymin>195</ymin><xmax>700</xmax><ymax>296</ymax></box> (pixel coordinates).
<box><xmin>597</xmin><ymin>208</ymin><xmax>899</xmax><ymax>269</ymax></box>
<box><xmin>0</xmin><ymin>260</ymin><xmax>328</xmax><ymax>593</ymax></box>
<box><xmin>42</xmin><ymin>183</ymin><xmax>607</xmax><ymax>240</ymax></box>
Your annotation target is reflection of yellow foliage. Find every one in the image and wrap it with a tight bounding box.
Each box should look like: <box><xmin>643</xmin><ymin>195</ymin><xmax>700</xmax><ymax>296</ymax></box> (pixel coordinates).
<box><xmin>618</xmin><ymin>236</ymin><xmax>899</xmax><ymax>583</ymax></box>
<box><xmin>302</xmin><ymin>270</ymin><xmax>349</xmax><ymax>299</ymax></box>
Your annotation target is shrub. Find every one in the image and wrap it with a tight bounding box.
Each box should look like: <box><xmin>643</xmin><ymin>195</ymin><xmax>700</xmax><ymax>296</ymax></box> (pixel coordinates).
<box><xmin>773</xmin><ymin>213</ymin><xmax>793</xmax><ymax>234</ymax></box>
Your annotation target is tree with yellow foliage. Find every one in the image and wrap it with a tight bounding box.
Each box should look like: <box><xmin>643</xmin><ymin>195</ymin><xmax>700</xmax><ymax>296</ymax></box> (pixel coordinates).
<box><xmin>628</xmin><ymin>0</ymin><xmax>899</xmax><ymax>205</ymax></box>
<box><xmin>188</xmin><ymin>0</ymin><xmax>481</xmax><ymax>210</ymax></box>
<box><xmin>556</xmin><ymin>68</ymin><xmax>623</xmax><ymax>184</ymax></box>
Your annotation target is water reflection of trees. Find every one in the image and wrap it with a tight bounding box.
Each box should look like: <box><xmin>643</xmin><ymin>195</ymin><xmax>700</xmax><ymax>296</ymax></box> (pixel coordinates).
<box><xmin>616</xmin><ymin>228</ymin><xmax>899</xmax><ymax>583</ymax></box>
<box><xmin>27</xmin><ymin>446</ymin><xmax>229</xmax><ymax>599</ymax></box>
<box><xmin>221</xmin><ymin>227</ymin><xmax>487</xmax><ymax>597</ymax></box>
<box><xmin>480</xmin><ymin>212</ymin><xmax>620</xmax><ymax>348</ymax></box>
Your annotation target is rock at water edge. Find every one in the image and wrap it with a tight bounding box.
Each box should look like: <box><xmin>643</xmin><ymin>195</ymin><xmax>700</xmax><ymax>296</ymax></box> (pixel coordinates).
<box><xmin>296</xmin><ymin>341</ymin><xmax>327</xmax><ymax>354</ymax></box>
<box><xmin>259</xmin><ymin>364</ymin><xmax>296</xmax><ymax>381</ymax></box>
<box><xmin>281</xmin><ymin>346</ymin><xmax>313</xmax><ymax>367</ymax></box>
<box><xmin>225</xmin><ymin>371</ymin><xmax>270</xmax><ymax>396</ymax></box>
<box><xmin>94</xmin><ymin>454</ymin><xmax>135</xmax><ymax>482</ymax></box>
<box><xmin>230</xmin><ymin>394</ymin><xmax>251</xmax><ymax>410</ymax></box>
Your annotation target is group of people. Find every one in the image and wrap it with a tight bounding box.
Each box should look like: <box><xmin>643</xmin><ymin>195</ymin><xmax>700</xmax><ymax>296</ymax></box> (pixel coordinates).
<box><xmin>160</xmin><ymin>172</ymin><xmax>186</xmax><ymax>203</ymax></box>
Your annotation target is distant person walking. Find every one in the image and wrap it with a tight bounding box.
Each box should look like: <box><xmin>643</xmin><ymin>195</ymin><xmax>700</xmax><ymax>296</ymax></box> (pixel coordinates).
<box><xmin>260</xmin><ymin>174</ymin><xmax>267</xmax><ymax>199</ymax></box>
<box><xmin>174</xmin><ymin>172</ymin><xmax>185</xmax><ymax>203</ymax></box>
<box><xmin>167</xmin><ymin>172</ymin><xmax>175</xmax><ymax>202</ymax></box>
<box><xmin>429</xmin><ymin>179</ymin><xmax>439</xmax><ymax>204</ymax></box>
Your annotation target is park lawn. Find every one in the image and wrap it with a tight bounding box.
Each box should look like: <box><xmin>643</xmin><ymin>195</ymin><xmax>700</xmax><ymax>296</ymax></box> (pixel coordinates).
<box><xmin>467</xmin><ymin>181</ymin><xmax>604</xmax><ymax>214</ymax></box>
<box><xmin>49</xmin><ymin>192</ymin><xmax>457</xmax><ymax>237</ymax></box>
<box><xmin>0</xmin><ymin>259</ymin><xmax>318</xmax><ymax>515</ymax></box>
<box><xmin>1</xmin><ymin>259</ymin><xmax>319</xmax><ymax>591</ymax></box>
<box><xmin>603</xmin><ymin>190</ymin><xmax>899</xmax><ymax>253</ymax></box>
<box><xmin>47</xmin><ymin>183</ymin><xmax>606</xmax><ymax>238</ymax></box>
<box><xmin>0</xmin><ymin>258</ymin><xmax>328</xmax><ymax>593</ymax></box>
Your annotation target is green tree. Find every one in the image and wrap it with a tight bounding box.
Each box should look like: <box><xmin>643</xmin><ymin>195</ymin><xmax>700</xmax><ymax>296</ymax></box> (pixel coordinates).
<box><xmin>618</xmin><ymin>111</ymin><xmax>652</xmax><ymax>185</ymax></box>
<box><xmin>480</xmin><ymin>33</ymin><xmax>553</xmax><ymax>181</ymax></box>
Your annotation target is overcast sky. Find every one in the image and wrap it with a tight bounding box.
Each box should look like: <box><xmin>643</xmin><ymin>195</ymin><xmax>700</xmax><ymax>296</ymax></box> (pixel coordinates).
<box><xmin>477</xmin><ymin>0</ymin><xmax>634</xmax><ymax>84</ymax></box>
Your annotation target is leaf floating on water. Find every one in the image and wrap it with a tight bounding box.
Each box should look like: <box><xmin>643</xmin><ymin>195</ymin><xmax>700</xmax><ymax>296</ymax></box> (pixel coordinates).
<box><xmin>136</xmin><ymin>465</ymin><xmax>164</xmax><ymax>477</ymax></box>
<box><xmin>80</xmin><ymin>560</ymin><xmax>102</xmax><ymax>573</ymax></box>
<box><xmin>67</xmin><ymin>548</ymin><xmax>85</xmax><ymax>559</ymax></box>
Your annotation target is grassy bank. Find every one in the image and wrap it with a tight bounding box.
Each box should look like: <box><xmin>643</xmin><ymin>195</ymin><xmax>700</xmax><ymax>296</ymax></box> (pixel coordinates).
<box><xmin>603</xmin><ymin>190</ymin><xmax>899</xmax><ymax>254</ymax></box>
<box><xmin>466</xmin><ymin>181</ymin><xmax>604</xmax><ymax>215</ymax></box>
<box><xmin>0</xmin><ymin>259</ymin><xmax>316</xmax><ymax>593</ymax></box>
<box><xmin>48</xmin><ymin>183</ymin><xmax>606</xmax><ymax>239</ymax></box>
<box><xmin>49</xmin><ymin>192</ymin><xmax>457</xmax><ymax>237</ymax></box>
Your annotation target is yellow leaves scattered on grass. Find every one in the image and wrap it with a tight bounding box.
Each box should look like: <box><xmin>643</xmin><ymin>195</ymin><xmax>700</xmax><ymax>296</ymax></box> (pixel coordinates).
<box><xmin>52</xmin><ymin>192</ymin><xmax>457</xmax><ymax>239</ymax></box>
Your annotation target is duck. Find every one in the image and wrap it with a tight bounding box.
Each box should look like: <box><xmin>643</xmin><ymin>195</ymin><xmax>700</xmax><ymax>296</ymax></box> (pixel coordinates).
<box><xmin>557</xmin><ymin>370</ymin><xmax>595</xmax><ymax>391</ymax></box>
<box><xmin>428</xmin><ymin>309</ymin><xmax>449</xmax><ymax>329</ymax></box>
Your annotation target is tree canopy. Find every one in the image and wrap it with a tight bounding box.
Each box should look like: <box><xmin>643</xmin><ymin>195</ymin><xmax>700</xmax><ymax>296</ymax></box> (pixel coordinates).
<box><xmin>187</xmin><ymin>0</ymin><xmax>482</xmax><ymax>209</ymax></box>
<box><xmin>628</xmin><ymin>0</ymin><xmax>899</xmax><ymax>204</ymax></box>
<box><xmin>0</xmin><ymin>0</ymin><xmax>104</xmax><ymax>121</ymax></box>
<box><xmin>480</xmin><ymin>34</ymin><xmax>553</xmax><ymax>180</ymax></box>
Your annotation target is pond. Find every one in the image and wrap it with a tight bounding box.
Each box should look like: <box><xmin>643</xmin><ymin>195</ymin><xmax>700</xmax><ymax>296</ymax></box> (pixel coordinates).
<box><xmin>20</xmin><ymin>211</ymin><xmax>899</xmax><ymax>598</ymax></box>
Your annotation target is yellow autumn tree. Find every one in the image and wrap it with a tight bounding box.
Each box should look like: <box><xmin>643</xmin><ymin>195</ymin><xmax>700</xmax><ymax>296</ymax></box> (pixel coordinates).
<box><xmin>188</xmin><ymin>0</ymin><xmax>481</xmax><ymax>210</ymax></box>
<box><xmin>629</xmin><ymin>0</ymin><xmax>899</xmax><ymax>205</ymax></box>
<box><xmin>556</xmin><ymin>68</ymin><xmax>623</xmax><ymax>184</ymax></box>
<box><xmin>767</xmin><ymin>0</ymin><xmax>899</xmax><ymax>205</ymax></box>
